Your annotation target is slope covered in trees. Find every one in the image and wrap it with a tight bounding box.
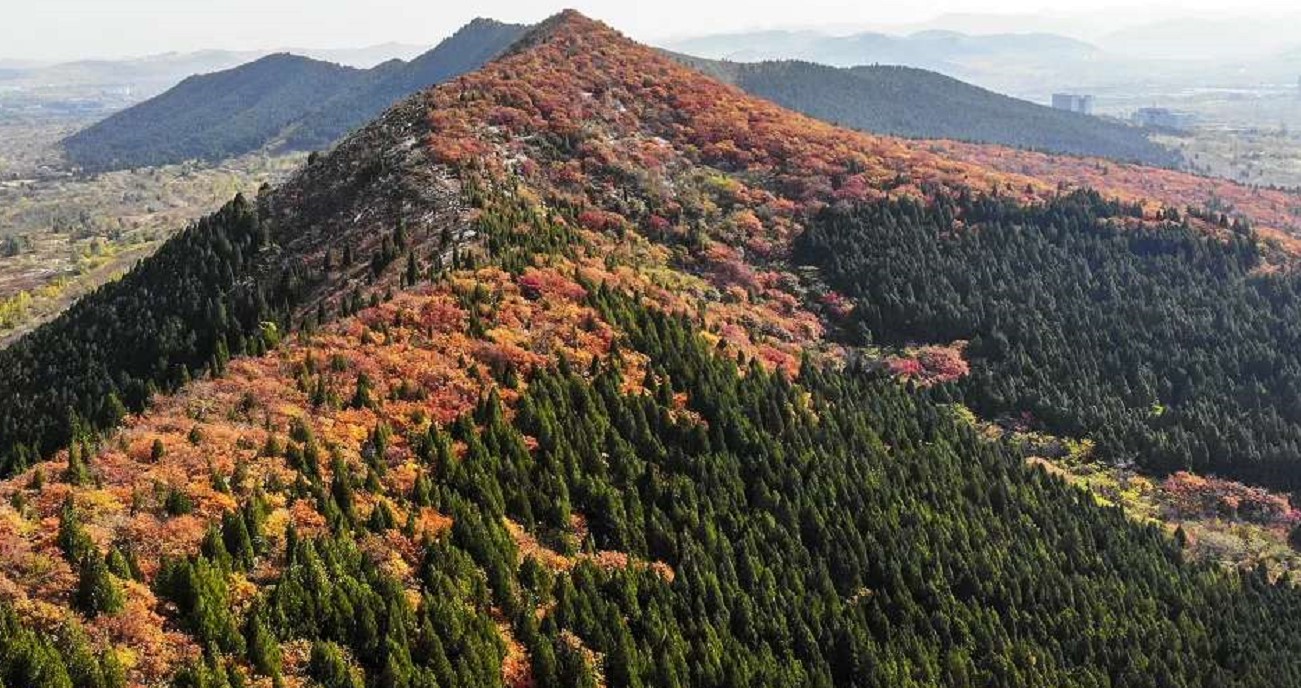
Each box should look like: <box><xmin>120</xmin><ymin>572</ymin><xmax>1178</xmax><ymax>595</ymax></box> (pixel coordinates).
<box><xmin>794</xmin><ymin>188</ymin><xmax>1301</xmax><ymax>492</ymax></box>
<box><xmin>63</xmin><ymin>19</ymin><xmax>525</xmax><ymax>171</ymax></box>
<box><xmin>681</xmin><ymin>56</ymin><xmax>1179</xmax><ymax>166</ymax></box>
<box><xmin>4</xmin><ymin>163</ymin><xmax>1301</xmax><ymax>687</ymax></box>
<box><xmin>0</xmin><ymin>90</ymin><xmax>468</xmax><ymax>475</ymax></box>
<box><xmin>10</xmin><ymin>9</ymin><xmax>1301</xmax><ymax>687</ymax></box>
<box><xmin>62</xmin><ymin>54</ymin><xmax>367</xmax><ymax>169</ymax></box>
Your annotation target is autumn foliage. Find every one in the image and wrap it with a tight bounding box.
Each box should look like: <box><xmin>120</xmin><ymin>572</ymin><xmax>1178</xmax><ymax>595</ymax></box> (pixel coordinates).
<box><xmin>5</xmin><ymin>10</ymin><xmax>1301</xmax><ymax>686</ymax></box>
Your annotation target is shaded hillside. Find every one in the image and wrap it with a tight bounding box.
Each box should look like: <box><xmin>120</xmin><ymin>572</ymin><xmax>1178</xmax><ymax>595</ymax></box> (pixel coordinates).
<box><xmin>682</xmin><ymin>56</ymin><xmax>1178</xmax><ymax>165</ymax></box>
<box><xmin>11</xmin><ymin>10</ymin><xmax>1301</xmax><ymax>688</ymax></box>
<box><xmin>62</xmin><ymin>54</ymin><xmax>366</xmax><ymax>169</ymax></box>
<box><xmin>63</xmin><ymin>19</ymin><xmax>525</xmax><ymax>171</ymax></box>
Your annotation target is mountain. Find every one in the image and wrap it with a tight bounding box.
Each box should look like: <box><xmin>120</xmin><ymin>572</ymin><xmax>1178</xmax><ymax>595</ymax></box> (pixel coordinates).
<box><xmin>0</xmin><ymin>43</ymin><xmax>426</xmax><ymax>91</ymax></box>
<box><xmin>1097</xmin><ymin>16</ymin><xmax>1301</xmax><ymax>60</ymax></box>
<box><xmin>662</xmin><ymin>26</ymin><xmax>1208</xmax><ymax>101</ymax></box>
<box><xmin>679</xmin><ymin>56</ymin><xmax>1177</xmax><ymax>165</ymax></box>
<box><xmin>64</xmin><ymin>54</ymin><xmax>368</xmax><ymax>169</ymax></box>
<box><xmin>280</xmin><ymin>18</ymin><xmax>529</xmax><ymax>150</ymax></box>
<box><xmin>63</xmin><ymin>19</ymin><xmax>527</xmax><ymax>171</ymax></box>
<box><xmin>0</xmin><ymin>49</ymin><xmax>261</xmax><ymax>91</ymax></box>
<box><xmin>293</xmin><ymin>41</ymin><xmax>429</xmax><ymax>68</ymax></box>
<box><xmin>67</xmin><ymin>16</ymin><xmax>1169</xmax><ymax>173</ymax></box>
<box><xmin>663</xmin><ymin>28</ymin><xmax>1100</xmax><ymax>82</ymax></box>
<box><xmin>9</xmin><ymin>10</ymin><xmax>1301</xmax><ymax>687</ymax></box>
<box><xmin>673</xmin><ymin>28</ymin><xmax>1099</xmax><ymax>68</ymax></box>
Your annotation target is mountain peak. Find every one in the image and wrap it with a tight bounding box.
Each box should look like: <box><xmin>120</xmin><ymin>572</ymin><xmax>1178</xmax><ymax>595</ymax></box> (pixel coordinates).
<box><xmin>503</xmin><ymin>9</ymin><xmax>626</xmax><ymax>57</ymax></box>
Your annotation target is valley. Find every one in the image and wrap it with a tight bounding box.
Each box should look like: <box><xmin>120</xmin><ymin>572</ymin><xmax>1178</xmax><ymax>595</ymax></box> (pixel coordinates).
<box><xmin>1159</xmin><ymin>127</ymin><xmax>1301</xmax><ymax>190</ymax></box>
<box><xmin>0</xmin><ymin>121</ymin><xmax>303</xmax><ymax>343</ymax></box>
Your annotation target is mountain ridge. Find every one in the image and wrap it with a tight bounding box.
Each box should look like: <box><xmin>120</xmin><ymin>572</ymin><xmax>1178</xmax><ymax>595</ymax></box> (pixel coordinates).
<box><xmin>64</xmin><ymin>14</ymin><xmax>1178</xmax><ymax>172</ymax></box>
<box><xmin>62</xmin><ymin>19</ymin><xmax>528</xmax><ymax>171</ymax></box>
<box><xmin>674</xmin><ymin>54</ymin><xmax>1177</xmax><ymax>165</ymax></box>
<box><xmin>7</xmin><ymin>10</ymin><xmax>1301</xmax><ymax>688</ymax></box>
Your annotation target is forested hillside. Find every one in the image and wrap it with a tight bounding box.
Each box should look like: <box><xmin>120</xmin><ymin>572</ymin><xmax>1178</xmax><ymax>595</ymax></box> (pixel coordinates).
<box><xmin>0</xmin><ymin>91</ymin><xmax>466</xmax><ymax>474</ymax></box>
<box><xmin>8</xmin><ymin>10</ymin><xmax>1301</xmax><ymax>688</ymax></box>
<box><xmin>684</xmin><ymin>58</ymin><xmax>1178</xmax><ymax>165</ymax></box>
<box><xmin>63</xmin><ymin>19</ymin><xmax>525</xmax><ymax>171</ymax></box>
<box><xmin>796</xmin><ymin>190</ymin><xmax>1301</xmax><ymax>491</ymax></box>
<box><xmin>62</xmin><ymin>54</ymin><xmax>366</xmax><ymax>169</ymax></box>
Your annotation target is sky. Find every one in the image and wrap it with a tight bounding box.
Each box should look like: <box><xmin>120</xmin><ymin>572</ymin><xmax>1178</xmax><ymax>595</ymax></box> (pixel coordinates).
<box><xmin>4</xmin><ymin>0</ymin><xmax>1301</xmax><ymax>61</ymax></box>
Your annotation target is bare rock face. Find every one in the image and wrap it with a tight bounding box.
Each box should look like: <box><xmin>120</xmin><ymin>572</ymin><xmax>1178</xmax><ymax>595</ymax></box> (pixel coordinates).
<box><xmin>252</xmin><ymin>91</ymin><xmax>471</xmax><ymax>323</ymax></box>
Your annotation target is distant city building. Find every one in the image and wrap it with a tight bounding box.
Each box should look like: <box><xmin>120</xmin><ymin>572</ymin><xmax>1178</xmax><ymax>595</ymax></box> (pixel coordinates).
<box><xmin>1131</xmin><ymin>107</ymin><xmax>1197</xmax><ymax>131</ymax></box>
<box><xmin>1051</xmin><ymin>93</ymin><xmax>1095</xmax><ymax>115</ymax></box>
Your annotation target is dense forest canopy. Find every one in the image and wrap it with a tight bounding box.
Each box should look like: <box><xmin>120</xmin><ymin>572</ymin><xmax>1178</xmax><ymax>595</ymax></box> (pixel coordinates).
<box><xmin>0</xmin><ymin>195</ymin><xmax>283</xmax><ymax>473</ymax></box>
<box><xmin>10</xmin><ymin>199</ymin><xmax>1301</xmax><ymax>687</ymax></box>
<box><xmin>796</xmin><ymin>189</ymin><xmax>1301</xmax><ymax>491</ymax></box>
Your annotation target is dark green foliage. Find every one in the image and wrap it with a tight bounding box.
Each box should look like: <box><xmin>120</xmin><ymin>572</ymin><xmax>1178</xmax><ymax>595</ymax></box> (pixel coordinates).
<box><xmin>244</xmin><ymin>605</ymin><xmax>282</xmax><ymax>680</ymax></box>
<box><xmin>680</xmin><ymin>57</ymin><xmax>1180</xmax><ymax>166</ymax></box>
<box><xmin>307</xmin><ymin>642</ymin><xmax>361</xmax><ymax>688</ymax></box>
<box><xmin>350</xmin><ymin>373</ymin><xmax>376</xmax><ymax>410</ymax></box>
<box><xmin>76</xmin><ymin>553</ymin><xmax>125</xmax><ymax>618</ymax></box>
<box><xmin>164</xmin><ymin>487</ymin><xmax>195</xmax><ymax>516</ymax></box>
<box><xmin>0</xmin><ymin>600</ymin><xmax>131</xmax><ymax>688</ymax></box>
<box><xmin>795</xmin><ymin>189</ymin><xmax>1301</xmax><ymax>490</ymax></box>
<box><xmin>265</xmin><ymin>532</ymin><xmax>505</xmax><ymax>687</ymax></box>
<box><xmin>170</xmin><ymin>654</ymin><xmax>238</xmax><ymax>688</ymax></box>
<box><xmin>366</xmin><ymin>500</ymin><xmax>396</xmax><ymax>532</ymax></box>
<box><xmin>221</xmin><ymin>509</ymin><xmax>258</xmax><ymax>570</ymax></box>
<box><xmin>156</xmin><ymin>555</ymin><xmax>246</xmax><ymax>655</ymax></box>
<box><xmin>57</xmin><ymin>497</ymin><xmax>94</xmax><ymax>564</ymax></box>
<box><xmin>63</xmin><ymin>443</ymin><xmax>91</xmax><ymax>486</ymax></box>
<box><xmin>105</xmin><ymin>546</ymin><xmax>139</xmax><ymax>581</ymax></box>
<box><xmin>429</xmin><ymin>288</ymin><xmax>1301</xmax><ymax>687</ymax></box>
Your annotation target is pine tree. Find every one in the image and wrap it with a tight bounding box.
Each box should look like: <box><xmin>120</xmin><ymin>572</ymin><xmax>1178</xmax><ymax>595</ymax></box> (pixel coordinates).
<box><xmin>76</xmin><ymin>552</ymin><xmax>124</xmax><ymax>617</ymax></box>
<box><xmin>308</xmin><ymin>641</ymin><xmax>361</xmax><ymax>688</ymax></box>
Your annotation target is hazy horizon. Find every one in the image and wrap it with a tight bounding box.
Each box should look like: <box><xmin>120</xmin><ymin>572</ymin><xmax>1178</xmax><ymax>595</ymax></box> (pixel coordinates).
<box><xmin>5</xmin><ymin>1</ymin><xmax>1301</xmax><ymax>62</ymax></box>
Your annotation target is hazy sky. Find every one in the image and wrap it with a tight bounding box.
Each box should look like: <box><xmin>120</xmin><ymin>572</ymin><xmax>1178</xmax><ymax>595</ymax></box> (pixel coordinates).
<box><xmin>4</xmin><ymin>0</ymin><xmax>1300</xmax><ymax>61</ymax></box>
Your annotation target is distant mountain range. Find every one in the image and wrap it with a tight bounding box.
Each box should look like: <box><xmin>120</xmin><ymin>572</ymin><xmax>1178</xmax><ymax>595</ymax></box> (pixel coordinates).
<box><xmin>63</xmin><ymin>18</ymin><xmax>1175</xmax><ymax>172</ymax></box>
<box><xmin>0</xmin><ymin>43</ymin><xmax>423</xmax><ymax>95</ymax></box>
<box><xmin>660</xmin><ymin>23</ymin><xmax>1301</xmax><ymax>105</ymax></box>
<box><xmin>664</xmin><ymin>29</ymin><xmax>1104</xmax><ymax>97</ymax></box>
<box><xmin>63</xmin><ymin>20</ymin><xmax>528</xmax><ymax>170</ymax></box>
<box><xmin>668</xmin><ymin>29</ymin><xmax>1099</xmax><ymax>72</ymax></box>
<box><xmin>678</xmin><ymin>56</ymin><xmax>1177</xmax><ymax>166</ymax></box>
